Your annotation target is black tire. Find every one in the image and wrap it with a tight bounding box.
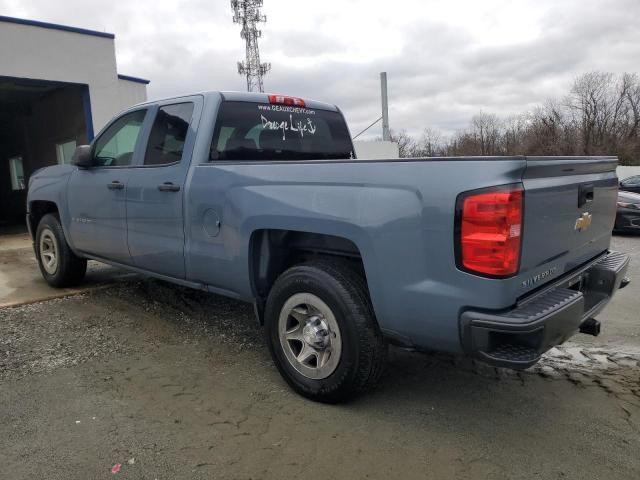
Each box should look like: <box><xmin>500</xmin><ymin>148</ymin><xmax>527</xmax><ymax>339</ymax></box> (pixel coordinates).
<box><xmin>264</xmin><ymin>259</ymin><xmax>386</xmax><ymax>403</ymax></box>
<box><xmin>35</xmin><ymin>213</ymin><xmax>87</xmax><ymax>288</ymax></box>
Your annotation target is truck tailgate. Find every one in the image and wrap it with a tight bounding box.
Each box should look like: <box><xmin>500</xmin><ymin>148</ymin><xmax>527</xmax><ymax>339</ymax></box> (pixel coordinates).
<box><xmin>519</xmin><ymin>156</ymin><xmax>618</xmax><ymax>291</ymax></box>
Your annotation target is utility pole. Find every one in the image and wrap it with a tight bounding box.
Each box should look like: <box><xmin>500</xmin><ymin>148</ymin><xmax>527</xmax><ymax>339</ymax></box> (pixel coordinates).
<box><xmin>231</xmin><ymin>0</ymin><xmax>270</xmax><ymax>92</ymax></box>
<box><xmin>380</xmin><ymin>72</ymin><xmax>391</xmax><ymax>141</ymax></box>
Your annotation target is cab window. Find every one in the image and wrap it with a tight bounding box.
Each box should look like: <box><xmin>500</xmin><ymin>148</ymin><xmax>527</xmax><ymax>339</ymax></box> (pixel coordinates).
<box><xmin>144</xmin><ymin>103</ymin><xmax>195</xmax><ymax>166</ymax></box>
<box><xmin>93</xmin><ymin>110</ymin><xmax>146</xmax><ymax>167</ymax></box>
<box><xmin>209</xmin><ymin>101</ymin><xmax>354</xmax><ymax>161</ymax></box>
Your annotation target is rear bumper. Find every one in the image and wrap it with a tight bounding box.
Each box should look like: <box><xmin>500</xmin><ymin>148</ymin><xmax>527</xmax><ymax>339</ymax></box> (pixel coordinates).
<box><xmin>460</xmin><ymin>251</ymin><xmax>630</xmax><ymax>369</ymax></box>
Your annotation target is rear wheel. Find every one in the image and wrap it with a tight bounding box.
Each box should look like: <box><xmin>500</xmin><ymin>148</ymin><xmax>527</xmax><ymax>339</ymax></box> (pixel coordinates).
<box><xmin>35</xmin><ymin>213</ymin><xmax>87</xmax><ymax>287</ymax></box>
<box><xmin>264</xmin><ymin>259</ymin><xmax>386</xmax><ymax>403</ymax></box>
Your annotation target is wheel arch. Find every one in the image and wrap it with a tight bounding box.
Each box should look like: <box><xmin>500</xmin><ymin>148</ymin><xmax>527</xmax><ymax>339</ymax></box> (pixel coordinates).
<box><xmin>28</xmin><ymin>200</ymin><xmax>60</xmax><ymax>240</ymax></box>
<box><xmin>248</xmin><ymin>229</ymin><xmax>372</xmax><ymax>324</ymax></box>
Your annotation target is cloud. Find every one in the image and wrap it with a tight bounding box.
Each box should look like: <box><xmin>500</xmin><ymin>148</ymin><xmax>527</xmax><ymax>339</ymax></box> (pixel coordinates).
<box><xmin>1</xmin><ymin>0</ymin><xmax>639</xmax><ymax>137</ymax></box>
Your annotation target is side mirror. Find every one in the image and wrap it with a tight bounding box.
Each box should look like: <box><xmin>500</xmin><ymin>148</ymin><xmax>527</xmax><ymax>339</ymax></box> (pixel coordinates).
<box><xmin>71</xmin><ymin>145</ymin><xmax>93</xmax><ymax>168</ymax></box>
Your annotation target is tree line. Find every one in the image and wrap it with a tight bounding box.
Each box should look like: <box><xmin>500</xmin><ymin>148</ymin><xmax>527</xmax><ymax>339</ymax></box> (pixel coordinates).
<box><xmin>390</xmin><ymin>72</ymin><xmax>640</xmax><ymax>165</ymax></box>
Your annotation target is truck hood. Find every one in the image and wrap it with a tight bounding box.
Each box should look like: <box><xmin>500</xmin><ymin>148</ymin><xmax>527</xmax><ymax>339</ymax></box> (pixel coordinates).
<box><xmin>29</xmin><ymin>164</ymin><xmax>75</xmax><ymax>188</ymax></box>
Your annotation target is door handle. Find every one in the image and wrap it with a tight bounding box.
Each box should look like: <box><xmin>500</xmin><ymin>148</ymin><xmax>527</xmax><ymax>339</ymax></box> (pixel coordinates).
<box><xmin>578</xmin><ymin>183</ymin><xmax>594</xmax><ymax>207</ymax></box>
<box><xmin>158</xmin><ymin>182</ymin><xmax>181</xmax><ymax>192</ymax></box>
<box><xmin>107</xmin><ymin>181</ymin><xmax>124</xmax><ymax>190</ymax></box>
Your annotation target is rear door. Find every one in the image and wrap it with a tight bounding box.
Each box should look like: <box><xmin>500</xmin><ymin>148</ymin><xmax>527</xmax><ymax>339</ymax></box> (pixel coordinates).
<box><xmin>126</xmin><ymin>97</ymin><xmax>201</xmax><ymax>278</ymax></box>
<box><xmin>518</xmin><ymin>156</ymin><xmax>618</xmax><ymax>292</ymax></box>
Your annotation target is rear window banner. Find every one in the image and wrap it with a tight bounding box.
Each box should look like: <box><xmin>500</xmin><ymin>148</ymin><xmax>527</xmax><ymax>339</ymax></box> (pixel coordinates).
<box><xmin>260</xmin><ymin>114</ymin><xmax>318</xmax><ymax>141</ymax></box>
<box><xmin>257</xmin><ymin>104</ymin><xmax>316</xmax><ymax>115</ymax></box>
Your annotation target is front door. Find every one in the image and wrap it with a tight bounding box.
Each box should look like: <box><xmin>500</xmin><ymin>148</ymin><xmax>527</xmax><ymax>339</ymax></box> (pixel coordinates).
<box><xmin>67</xmin><ymin>109</ymin><xmax>148</xmax><ymax>264</ymax></box>
<box><xmin>126</xmin><ymin>100</ymin><xmax>199</xmax><ymax>279</ymax></box>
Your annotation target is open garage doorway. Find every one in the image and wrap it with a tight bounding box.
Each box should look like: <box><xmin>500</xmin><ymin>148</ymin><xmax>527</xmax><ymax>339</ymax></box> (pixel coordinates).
<box><xmin>0</xmin><ymin>76</ymin><xmax>92</xmax><ymax>231</ymax></box>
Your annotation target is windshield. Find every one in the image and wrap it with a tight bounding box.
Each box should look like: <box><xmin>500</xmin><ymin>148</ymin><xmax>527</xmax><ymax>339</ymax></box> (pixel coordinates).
<box><xmin>210</xmin><ymin>101</ymin><xmax>354</xmax><ymax>161</ymax></box>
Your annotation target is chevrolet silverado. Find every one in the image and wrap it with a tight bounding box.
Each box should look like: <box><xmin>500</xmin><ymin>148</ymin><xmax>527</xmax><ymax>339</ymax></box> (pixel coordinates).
<box><xmin>26</xmin><ymin>91</ymin><xmax>630</xmax><ymax>402</ymax></box>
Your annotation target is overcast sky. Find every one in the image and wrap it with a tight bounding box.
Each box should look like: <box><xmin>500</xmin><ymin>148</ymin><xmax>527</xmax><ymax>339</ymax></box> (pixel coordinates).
<box><xmin>2</xmin><ymin>0</ymin><xmax>639</xmax><ymax>138</ymax></box>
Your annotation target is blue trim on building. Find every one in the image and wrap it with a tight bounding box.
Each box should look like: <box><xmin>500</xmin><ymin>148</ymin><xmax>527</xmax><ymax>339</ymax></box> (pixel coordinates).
<box><xmin>0</xmin><ymin>15</ymin><xmax>115</xmax><ymax>39</ymax></box>
<box><xmin>117</xmin><ymin>74</ymin><xmax>151</xmax><ymax>85</ymax></box>
<box><xmin>81</xmin><ymin>85</ymin><xmax>95</xmax><ymax>142</ymax></box>
<box><xmin>0</xmin><ymin>75</ymin><xmax>85</xmax><ymax>89</ymax></box>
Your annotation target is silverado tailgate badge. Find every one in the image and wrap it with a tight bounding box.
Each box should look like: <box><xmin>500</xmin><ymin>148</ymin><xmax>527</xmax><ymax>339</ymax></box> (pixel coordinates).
<box><xmin>575</xmin><ymin>212</ymin><xmax>592</xmax><ymax>232</ymax></box>
<box><xmin>521</xmin><ymin>266</ymin><xmax>557</xmax><ymax>288</ymax></box>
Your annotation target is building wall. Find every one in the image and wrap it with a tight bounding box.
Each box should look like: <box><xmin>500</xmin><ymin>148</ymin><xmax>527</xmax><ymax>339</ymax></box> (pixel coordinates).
<box><xmin>0</xmin><ymin>118</ymin><xmax>27</xmax><ymax>222</ymax></box>
<box><xmin>27</xmin><ymin>87</ymin><xmax>87</xmax><ymax>170</ymax></box>
<box><xmin>353</xmin><ymin>141</ymin><xmax>400</xmax><ymax>159</ymax></box>
<box><xmin>0</xmin><ymin>19</ymin><xmax>147</xmax><ymax>133</ymax></box>
<box><xmin>0</xmin><ymin>86</ymin><xmax>86</xmax><ymax>223</ymax></box>
<box><xmin>116</xmin><ymin>79</ymin><xmax>148</xmax><ymax>113</ymax></box>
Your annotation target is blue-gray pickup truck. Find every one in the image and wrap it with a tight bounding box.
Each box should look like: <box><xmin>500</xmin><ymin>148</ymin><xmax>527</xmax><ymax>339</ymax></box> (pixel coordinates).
<box><xmin>26</xmin><ymin>91</ymin><xmax>630</xmax><ymax>402</ymax></box>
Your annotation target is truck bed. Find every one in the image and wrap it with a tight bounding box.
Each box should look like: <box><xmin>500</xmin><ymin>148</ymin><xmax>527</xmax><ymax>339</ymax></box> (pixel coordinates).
<box><xmin>185</xmin><ymin>155</ymin><xmax>618</xmax><ymax>352</ymax></box>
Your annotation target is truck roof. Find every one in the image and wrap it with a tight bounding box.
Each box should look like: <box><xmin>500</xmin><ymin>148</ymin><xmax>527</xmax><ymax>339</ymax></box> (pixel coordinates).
<box><xmin>133</xmin><ymin>90</ymin><xmax>340</xmax><ymax>112</ymax></box>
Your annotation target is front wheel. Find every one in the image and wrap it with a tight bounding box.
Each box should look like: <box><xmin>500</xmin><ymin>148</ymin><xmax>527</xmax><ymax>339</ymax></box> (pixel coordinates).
<box><xmin>35</xmin><ymin>213</ymin><xmax>87</xmax><ymax>288</ymax></box>
<box><xmin>264</xmin><ymin>259</ymin><xmax>386</xmax><ymax>403</ymax></box>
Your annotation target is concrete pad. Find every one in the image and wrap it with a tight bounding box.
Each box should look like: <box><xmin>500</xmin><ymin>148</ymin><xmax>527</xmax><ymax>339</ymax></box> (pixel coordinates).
<box><xmin>0</xmin><ymin>232</ymin><xmax>31</xmax><ymax>252</ymax></box>
<box><xmin>0</xmin><ymin>243</ymin><xmax>138</xmax><ymax>307</ymax></box>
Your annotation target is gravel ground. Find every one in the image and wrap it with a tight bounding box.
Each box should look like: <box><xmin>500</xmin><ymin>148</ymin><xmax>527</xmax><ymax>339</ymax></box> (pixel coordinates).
<box><xmin>1</xmin><ymin>236</ymin><xmax>639</xmax><ymax>479</ymax></box>
<box><xmin>0</xmin><ymin>281</ymin><xmax>260</xmax><ymax>382</ymax></box>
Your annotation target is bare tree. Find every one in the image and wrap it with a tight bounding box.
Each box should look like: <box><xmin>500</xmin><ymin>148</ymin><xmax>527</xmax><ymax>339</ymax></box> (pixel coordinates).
<box><xmin>567</xmin><ymin>72</ymin><xmax>615</xmax><ymax>154</ymax></box>
<box><xmin>386</xmin><ymin>72</ymin><xmax>639</xmax><ymax>165</ymax></box>
<box><xmin>414</xmin><ymin>128</ymin><xmax>443</xmax><ymax>157</ymax></box>
<box><xmin>389</xmin><ymin>129</ymin><xmax>417</xmax><ymax>158</ymax></box>
<box><xmin>502</xmin><ymin>115</ymin><xmax>528</xmax><ymax>155</ymax></box>
<box><xmin>471</xmin><ymin>112</ymin><xmax>502</xmax><ymax>155</ymax></box>
<box><xmin>624</xmin><ymin>73</ymin><xmax>640</xmax><ymax>139</ymax></box>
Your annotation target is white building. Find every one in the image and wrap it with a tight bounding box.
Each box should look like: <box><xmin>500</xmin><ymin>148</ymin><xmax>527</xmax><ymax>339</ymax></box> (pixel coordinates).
<box><xmin>0</xmin><ymin>15</ymin><xmax>149</xmax><ymax>224</ymax></box>
<box><xmin>353</xmin><ymin>140</ymin><xmax>400</xmax><ymax>159</ymax></box>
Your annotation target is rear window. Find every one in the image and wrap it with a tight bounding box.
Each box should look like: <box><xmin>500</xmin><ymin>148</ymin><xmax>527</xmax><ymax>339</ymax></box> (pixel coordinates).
<box><xmin>209</xmin><ymin>101</ymin><xmax>354</xmax><ymax>161</ymax></box>
<box><xmin>145</xmin><ymin>102</ymin><xmax>194</xmax><ymax>166</ymax></box>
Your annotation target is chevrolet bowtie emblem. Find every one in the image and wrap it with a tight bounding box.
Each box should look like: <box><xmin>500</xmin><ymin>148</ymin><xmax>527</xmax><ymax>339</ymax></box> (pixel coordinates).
<box><xmin>575</xmin><ymin>212</ymin><xmax>593</xmax><ymax>231</ymax></box>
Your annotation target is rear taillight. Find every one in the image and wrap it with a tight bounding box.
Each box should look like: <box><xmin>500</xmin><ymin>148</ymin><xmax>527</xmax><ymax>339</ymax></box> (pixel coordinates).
<box><xmin>268</xmin><ymin>95</ymin><xmax>306</xmax><ymax>107</ymax></box>
<box><xmin>456</xmin><ymin>185</ymin><xmax>523</xmax><ymax>277</ymax></box>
